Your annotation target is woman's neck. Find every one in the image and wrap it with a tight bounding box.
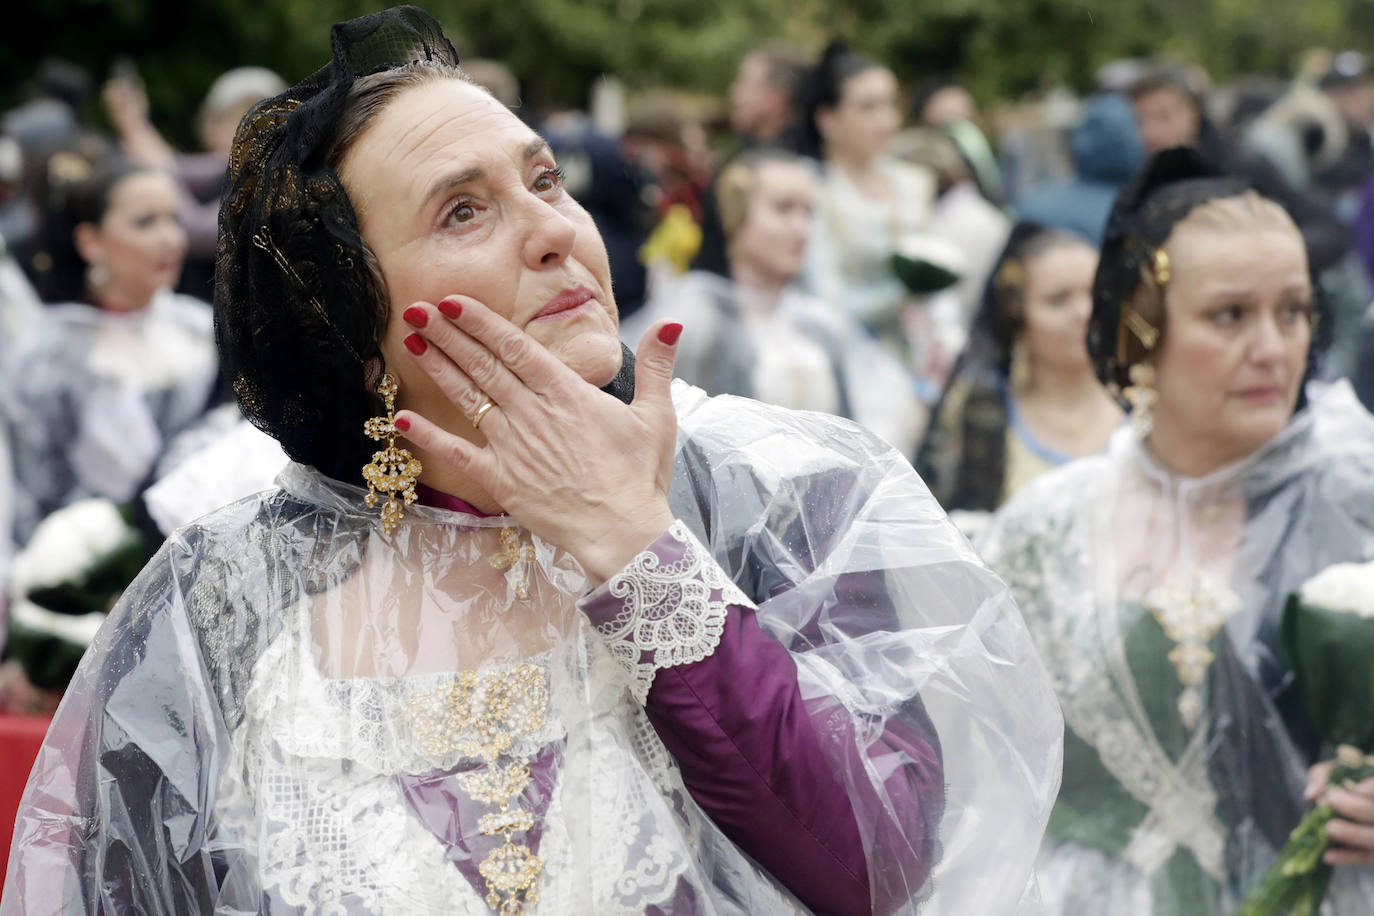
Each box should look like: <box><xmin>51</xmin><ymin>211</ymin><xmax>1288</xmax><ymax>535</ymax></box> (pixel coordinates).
<box><xmin>729</xmin><ymin>260</ymin><xmax>788</xmax><ymax>302</ymax></box>
<box><xmin>1014</xmin><ymin>360</ymin><xmax>1122</xmax><ymax>456</ymax></box>
<box><xmin>1146</xmin><ymin>415</ymin><xmax>1263</xmax><ymax>479</ymax></box>
<box><xmin>91</xmin><ymin>283</ymin><xmax>155</xmax><ymax>313</ymax></box>
<box><xmin>827</xmin><ymin>150</ymin><xmax>880</xmax><ymax>184</ymax></box>
<box><xmin>1018</xmin><ymin>360</ymin><xmax>1103</xmax><ymax>409</ymax></box>
<box><xmin>415</xmin><ymin>481</ymin><xmax>491</xmax><ymax>516</ymax></box>
<box><xmin>415</xmin><ymin>460</ymin><xmax>504</xmax><ymax>516</ymax></box>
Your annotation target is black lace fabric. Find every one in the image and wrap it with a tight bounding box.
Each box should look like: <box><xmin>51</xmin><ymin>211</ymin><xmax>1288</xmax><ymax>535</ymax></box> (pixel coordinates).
<box><xmin>214</xmin><ymin>6</ymin><xmax>460</xmax><ymax>484</ymax></box>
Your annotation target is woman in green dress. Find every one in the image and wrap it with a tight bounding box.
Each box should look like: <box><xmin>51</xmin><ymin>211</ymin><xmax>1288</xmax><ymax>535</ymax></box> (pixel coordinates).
<box><xmin>981</xmin><ymin>147</ymin><xmax>1374</xmax><ymax>913</ymax></box>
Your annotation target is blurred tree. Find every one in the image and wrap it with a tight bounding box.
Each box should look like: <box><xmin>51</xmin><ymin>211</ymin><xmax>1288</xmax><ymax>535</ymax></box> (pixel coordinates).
<box><xmin>1</xmin><ymin>0</ymin><xmax>1368</xmax><ymax>147</ymax></box>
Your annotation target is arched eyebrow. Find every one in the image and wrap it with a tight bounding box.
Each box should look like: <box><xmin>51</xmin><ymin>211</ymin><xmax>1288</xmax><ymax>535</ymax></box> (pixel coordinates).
<box><xmin>420</xmin><ymin>137</ymin><xmax>553</xmax><ymax>214</ymax></box>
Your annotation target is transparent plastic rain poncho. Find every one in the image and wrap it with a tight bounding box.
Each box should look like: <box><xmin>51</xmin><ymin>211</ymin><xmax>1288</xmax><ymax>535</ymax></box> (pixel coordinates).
<box><xmin>2</xmin><ymin>384</ymin><xmax>1062</xmax><ymax>914</ymax></box>
<box><xmin>980</xmin><ymin>380</ymin><xmax>1374</xmax><ymax>915</ymax></box>
<box><xmin>1</xmin><ymin>292</ymin><xmax>218</xmax><ymax>541</ymax></box>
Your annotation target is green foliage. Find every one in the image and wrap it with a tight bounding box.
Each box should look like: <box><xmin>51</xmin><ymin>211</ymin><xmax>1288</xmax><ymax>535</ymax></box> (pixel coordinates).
<box><xmin>3</xmin><ymin>0</ymin><xmax>1369</xmax><ymax>147</ymax></box>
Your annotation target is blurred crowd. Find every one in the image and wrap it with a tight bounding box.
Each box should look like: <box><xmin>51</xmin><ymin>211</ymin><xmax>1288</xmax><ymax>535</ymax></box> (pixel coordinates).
<box><xmin>1</xmin><ymin>39</ymin><xmax>1373</xmax><ymax>717</ymax></box>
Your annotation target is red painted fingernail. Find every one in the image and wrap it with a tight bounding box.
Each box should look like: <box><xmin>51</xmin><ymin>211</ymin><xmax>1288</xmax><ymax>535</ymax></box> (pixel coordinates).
<box><xmin>658</xmin><ymin>322</ymin><xmax>683</xmax><ymax>346</ymax></box>
<box><xmin>438</xmin><ymin>298</ymin><xmax>462</xmax><ymax>319</ymax></box>
<box><xmin>403</xmin><ymin>333</ymin><xmax>427</xmax><ymax>355</ymax></box>
<box><xmin>402</xmin><ymin>305</ymin><xmax>428</xmax><ymax>328</ymax></box>
<box><xmin>394</xmin><ymin>416</ymin><xmax>410</xmax><ymax>432</ymax></box>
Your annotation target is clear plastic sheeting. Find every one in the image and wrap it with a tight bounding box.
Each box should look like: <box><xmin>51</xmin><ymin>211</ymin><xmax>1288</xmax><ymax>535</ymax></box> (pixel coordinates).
<box><xmin>2</xmin><ymin>382</ymin><xmax>1061</xmax><ymax>914</ymax></box>
<box><xmin>981</xmin><ymin>380</ymin><xmax>1374</xmax><ymax>915</ymax></box>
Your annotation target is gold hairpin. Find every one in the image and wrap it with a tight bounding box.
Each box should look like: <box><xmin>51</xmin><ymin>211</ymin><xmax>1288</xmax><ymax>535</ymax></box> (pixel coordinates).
<box><xmin>995</xmin><ymin>260</ymin><xmax>1025</xmax><ymax>291</ymax></box>
<box><xmin>1122</xmin><ymin>306</ymin><xmax>1160</xmax><ymax>351</ymax></box>
<box><xmin>252</xmin><ymin>229</ymin><xmax>366</xmax><ymax>364</ymax></box>
<box><xmin>1151</xmin><ymin>248</ymin><xmax>1171</xmax><ymax>286</ymax></box>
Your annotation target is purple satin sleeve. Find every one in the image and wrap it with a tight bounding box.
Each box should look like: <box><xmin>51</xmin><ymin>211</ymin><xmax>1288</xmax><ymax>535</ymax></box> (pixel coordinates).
<box><xmin>580</xmin><ymin>526</ymin><xmax>944</xmax><ymax>915</ymax></box>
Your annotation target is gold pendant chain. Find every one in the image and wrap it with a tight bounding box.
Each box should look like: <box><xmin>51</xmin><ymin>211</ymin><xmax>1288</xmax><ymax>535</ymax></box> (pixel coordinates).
<box><xmin>403</xmin><ymin>662</ymin><xmax>549</xmax><ymax>915</ymax></box>
<box><xmin>490</xmin><ymin>525</ymin><xmax>536</xmax><ymax>600</ymax></box>
<box><xmin>1142</xmin><ymin>575</ymin><xmax>1242</xmax><ymax>730</ymax></box>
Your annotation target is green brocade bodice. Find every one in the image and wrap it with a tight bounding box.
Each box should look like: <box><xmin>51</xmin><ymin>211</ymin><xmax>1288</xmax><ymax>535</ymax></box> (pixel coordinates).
<box><xmin>1048</xmin><ymin>602</ymin><xmax>1223</xmax><ymax>915</ymax></box>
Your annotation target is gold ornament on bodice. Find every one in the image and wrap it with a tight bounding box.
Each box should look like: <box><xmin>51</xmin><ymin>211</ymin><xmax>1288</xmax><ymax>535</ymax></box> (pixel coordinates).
<box><xmin>404</xmin><ymin>662</ymin><xmax>550</xmax><ymax>915</ymax></box>
<box><xmin>1143</xmin><ymin>574</ymin><xmax>1243</xmax><ymax>730</ymax></box>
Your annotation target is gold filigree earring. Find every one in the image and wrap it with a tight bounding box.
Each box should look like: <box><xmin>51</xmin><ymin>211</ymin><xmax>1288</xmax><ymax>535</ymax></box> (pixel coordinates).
<box><xmin>1124</xmin><ymin>363</ymin><xmax>1157</xmax><ymax>440</ymax></box>
<box><xmin>363</xmin><ymin>373</ymin><xmax>422</xmax><ymax>533</ymax></box>
<box><xmin>1009</xmin><ymin>337</ymin><xmax>1033</xmax><ymax>394</ymax></box>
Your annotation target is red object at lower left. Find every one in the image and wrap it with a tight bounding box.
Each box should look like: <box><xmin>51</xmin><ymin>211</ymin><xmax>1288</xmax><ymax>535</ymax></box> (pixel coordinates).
<box><xmin>0</xmin><ymin>715</ymin><xmax>53</xmax><ymax>898</ymax></box>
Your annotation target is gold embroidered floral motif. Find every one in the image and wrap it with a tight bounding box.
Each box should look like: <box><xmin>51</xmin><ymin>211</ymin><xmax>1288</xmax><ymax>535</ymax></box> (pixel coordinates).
<box><xmin>458</xmin><ymin>761</ymin><xmax>533</xmax><ymax>805</ymax></box>
<box><xmin>402</xmin><ymin>663</ymin><xmax>548</xmax><ymax>915</ymax></box>
<box><xmin>480</xmin><ymin>839</ymin><xmax>543</xmax><ymax>915</ymax></box>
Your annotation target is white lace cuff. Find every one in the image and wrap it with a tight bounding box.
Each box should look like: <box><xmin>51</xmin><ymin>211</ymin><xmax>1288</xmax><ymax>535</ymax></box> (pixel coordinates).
<box><xmin>579</xmin><ymin>520</ymin><xmax>753</xmax><ymax>704</ymax></box>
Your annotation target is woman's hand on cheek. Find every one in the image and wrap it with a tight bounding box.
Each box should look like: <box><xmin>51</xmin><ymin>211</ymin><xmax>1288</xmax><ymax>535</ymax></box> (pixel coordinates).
<box><xmin>395</xmin><ymin>294</ymin><xmax>682</xmax><ymax>583</ymax></box>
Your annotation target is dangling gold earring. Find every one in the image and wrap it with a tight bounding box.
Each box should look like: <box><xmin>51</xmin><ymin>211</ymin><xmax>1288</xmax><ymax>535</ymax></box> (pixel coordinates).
<box><xmin>363</xmin><ymin>373</ymin><xmax>422</xmax><ymax>533</ymax></box>
<box><xmin>1123</xmin><ymin>363</ymin><xmax>1157</xmax><ymax>440</ymax></box>
<box><xmin>1009</xmin><ymin>337</ymin><xmax>1033</xmax><ymax>394</ymax></box>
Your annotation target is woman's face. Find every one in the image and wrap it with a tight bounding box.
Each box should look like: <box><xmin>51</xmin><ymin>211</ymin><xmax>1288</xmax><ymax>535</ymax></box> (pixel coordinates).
<box><xmin>1151</xmin><ymin>222</ymin><xmax>1312</xmax><ymax>464</ymax></box>
<box><xmin>76</xmin><ymin>171</ymin><xmax>185</xmax><ymax>310</ymax></box>
<box><xmin>920</xmin><ymin>85</ymin><xmax>976</xmax><ymax>127</ymax></box>
<box><xmin>820</xmin><ymin>67</ymin><xmax>900</xmax><ymax>164</ymax></box>
<box><xmin>730</xmin><ymin>160</ymin><xmax>815</xmax><ymax>286</ymax></box>
<box><xmin>1018</xmin><ymin>241</ymin><xmax>1098</xmax><ymax>375</ymax></box>
<box><xmin>338</xmin><ymin>79</ymin><xmax>622</xmax><ymax>426</ymax></box>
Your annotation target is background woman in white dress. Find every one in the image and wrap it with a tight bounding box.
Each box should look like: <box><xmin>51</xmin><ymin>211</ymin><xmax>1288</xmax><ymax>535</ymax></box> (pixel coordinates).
<box><xmin>3</xmin><ymin>159</ymin><xmax>217</xmax><ymax>542</ymax></box>
<box><xmin>625</xmin><ymin>148</ymin><xmax>926</xmax><ymax>455</ymax></box>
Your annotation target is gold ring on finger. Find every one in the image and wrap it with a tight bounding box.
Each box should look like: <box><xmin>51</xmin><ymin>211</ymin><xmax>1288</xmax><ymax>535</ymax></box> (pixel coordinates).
<box><xmin>472</xmin><ymin>399</ymin><xmax>496</xmax><ymax>429</ymax></box>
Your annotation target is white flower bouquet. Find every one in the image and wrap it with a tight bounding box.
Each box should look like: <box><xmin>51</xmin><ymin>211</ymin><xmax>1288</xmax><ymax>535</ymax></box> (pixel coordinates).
<box><xmin>5</xmin><ymin>498</ymin><xmax>145</xmax><ymax>690</ymax></box>
<box><xmin>1240</xmin><ymin>561</ymin><xmax>1374</xmax><ymax>915</ymax></box>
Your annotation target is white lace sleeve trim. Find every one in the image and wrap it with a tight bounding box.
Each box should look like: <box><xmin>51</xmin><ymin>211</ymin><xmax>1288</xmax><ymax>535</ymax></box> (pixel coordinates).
<box><xmin>581</xmin><ymin>520</ymin><xmax>752</xmax><ymax>704</ymax></box>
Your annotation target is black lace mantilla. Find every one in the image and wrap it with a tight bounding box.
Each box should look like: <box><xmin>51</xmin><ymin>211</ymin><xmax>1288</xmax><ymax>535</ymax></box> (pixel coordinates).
<box><xmin>214</xmin><ymin>6</ymin><xmax>460</xmax><ymax>485</ymax></box>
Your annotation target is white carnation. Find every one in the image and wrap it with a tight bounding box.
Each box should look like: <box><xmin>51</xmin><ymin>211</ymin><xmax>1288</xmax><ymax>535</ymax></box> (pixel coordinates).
<box><xmin>1299</xmin><ymin>561</ymin><xmax>1374</xmax><ymax>619</ymax></box>
<box><xmin>10</xmin><ymin>599</ymin><xmax>106</xmax><ymax>647</ymax></box>
<box><xmin>10</xmin><ymin>498</ymin><xmax>134</xmax><ymax>596</ymax></box>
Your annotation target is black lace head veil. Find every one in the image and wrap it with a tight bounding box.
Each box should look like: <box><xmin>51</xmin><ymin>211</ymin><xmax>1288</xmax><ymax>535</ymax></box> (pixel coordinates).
<box><xmin>1087</xmin><ymin>146</ymin><xmax>1250</xmax><ymax>393</ymax></box>
<box><xmin>215</xmin><ymin>6</ymin><xmax>460</xmax><ymax>485</ymax></box>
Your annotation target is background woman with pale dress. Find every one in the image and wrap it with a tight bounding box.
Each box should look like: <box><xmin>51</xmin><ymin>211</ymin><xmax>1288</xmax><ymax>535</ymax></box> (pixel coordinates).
<box><xmin>982</xmin><ymin>148</ymin><xmax>1374</xmax><ymax>914</ymax></box>
<box><xmin>918</xmin><ymin>222</ymin><xmax>1122</xmax><ymax>513</ymax></box>
<box><xmin>794</xmin><ymin>42</ymin><xmax>962</xmax><ymax>399</ymax></box>
<box><xmin>3</xmin><ymin>159</ymin><xmax>216</xmax><ymax>542</ymax></box>
<box><xmin>625</xmin><ymin>148</ymin><xmax>926</xmax><ymax>455</ymax></box>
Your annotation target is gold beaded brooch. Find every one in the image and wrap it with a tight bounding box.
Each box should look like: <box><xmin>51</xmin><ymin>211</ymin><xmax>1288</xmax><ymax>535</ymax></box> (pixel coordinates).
<box><xmin>404</xmin><ymin>663</ymin><xmax>549</xmax><ymax>914</ymax></box>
